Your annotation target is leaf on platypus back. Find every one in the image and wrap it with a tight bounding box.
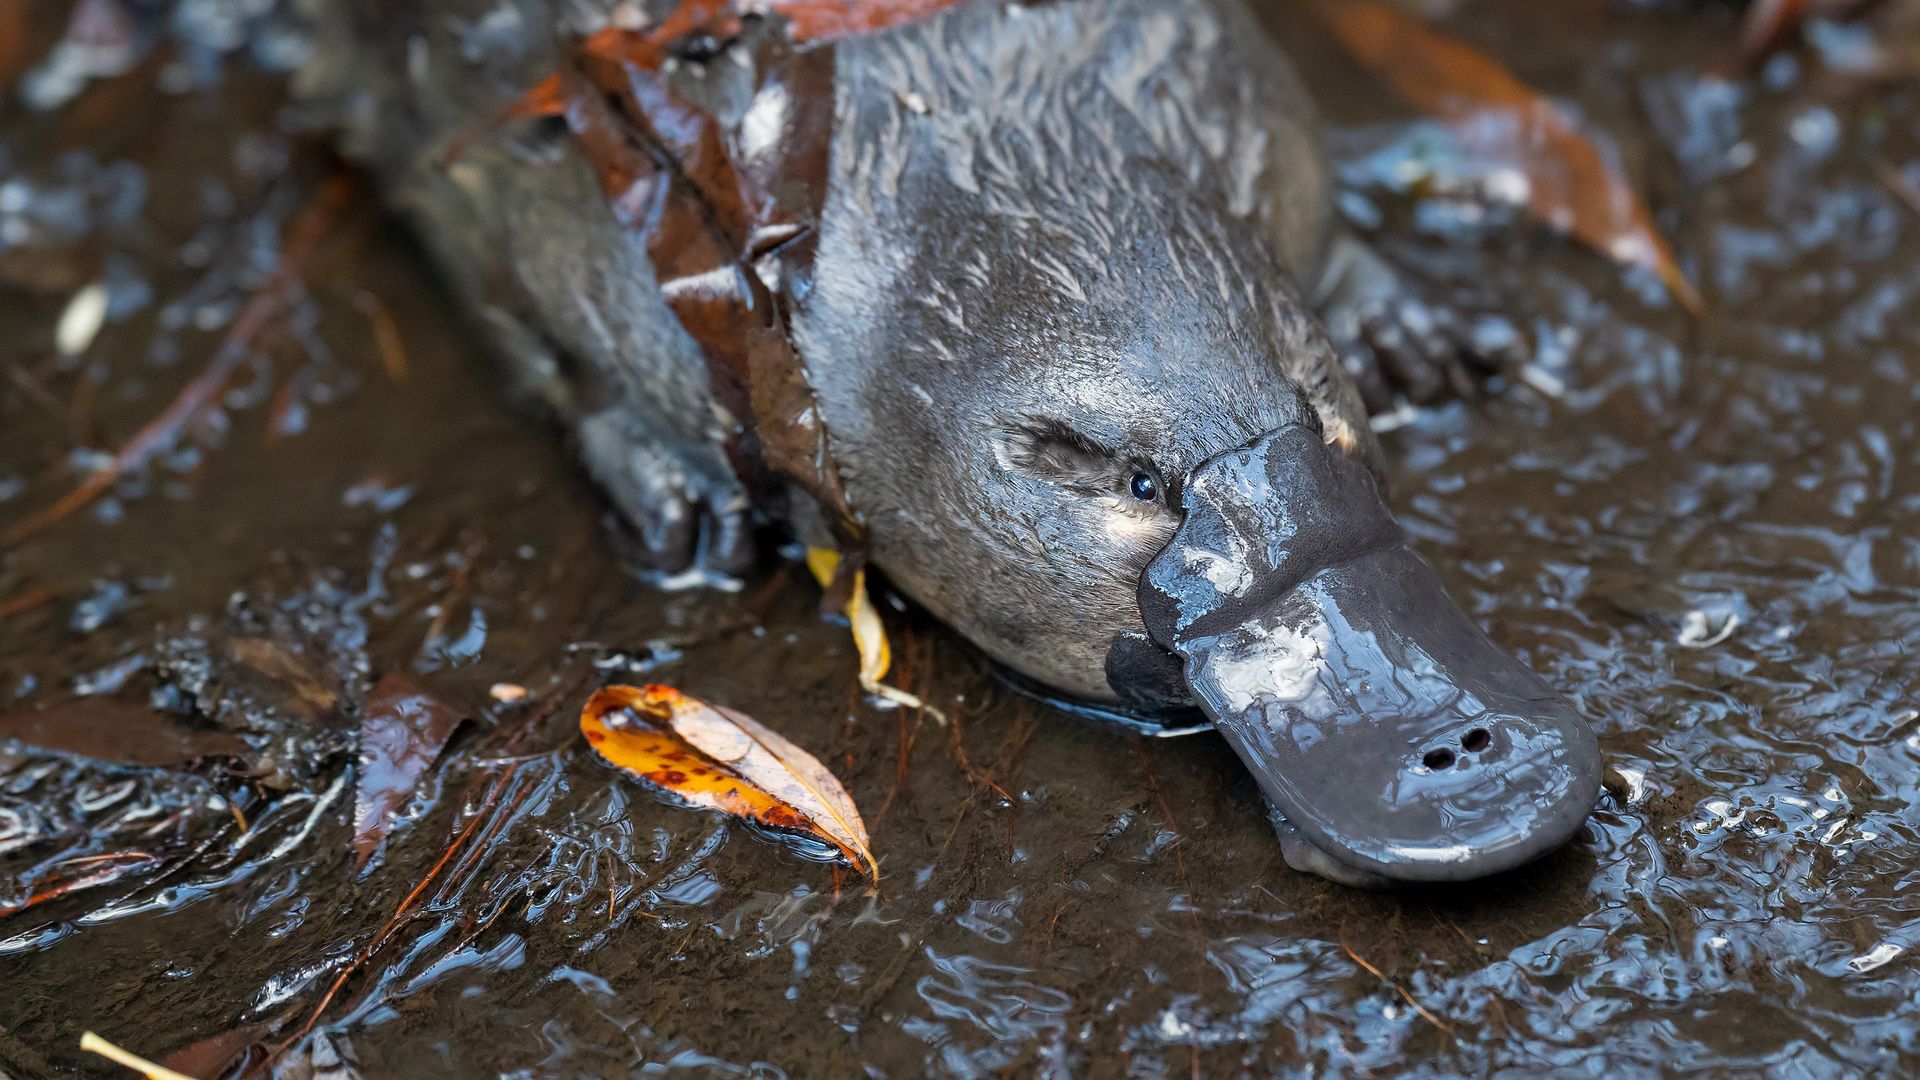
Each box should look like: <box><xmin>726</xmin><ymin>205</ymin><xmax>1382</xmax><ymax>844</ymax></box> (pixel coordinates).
<box><xmin>1316</xmin><ymin>0</ymin><xmax>1700</xmax><ymax>312</ymax></box>
<box><xmin>353</xmin><ymin>672</ymin><xmax>468</xmax><ymax>872</ymax></box>
<box><xmin>580</xmin><ymin>684</ymin><xmax>878</xmax><ymax>880</ymax></box>
<box><xmin>465</xmin><ymin>1</ymin><xmax>978</xmax><ymax>541</ymax></box>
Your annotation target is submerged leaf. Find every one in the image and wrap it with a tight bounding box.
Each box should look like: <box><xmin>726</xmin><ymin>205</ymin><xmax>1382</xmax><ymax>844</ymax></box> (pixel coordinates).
<box><xmin>0</xmin><ymin>698</ymin><xmax>251</xmax><ymax>768</ymax></box>
<box><xmin>354</xmin><ymin>672</ymin><xmax>467</xmax><ymax>871</ymax></box>
<box><xmin>1317</xmin><ymin>0</ymin><xmax>1699</xmax><ymax>311</ymax></box>
<box><xmin>580</xmin><ymin>685</ymin><xmax>877</xmax><ymax>879</ymax></box>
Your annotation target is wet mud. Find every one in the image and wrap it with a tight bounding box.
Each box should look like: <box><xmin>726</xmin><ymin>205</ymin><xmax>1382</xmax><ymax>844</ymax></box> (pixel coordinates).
<box><xmin>5</xmin><ymin>1</ymin><xmax>1920</xmax><ymax>1075</ymax></box>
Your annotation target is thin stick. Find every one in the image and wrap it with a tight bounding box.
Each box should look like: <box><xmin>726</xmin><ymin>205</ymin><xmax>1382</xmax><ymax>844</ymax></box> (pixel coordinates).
<box><xmin>1339</xmin><ymin>928</ymin><xmax>1456</xmax><ymax>1037</ymax></box>
<box><xmin>355</xmin><ymin>290</ymin><xmax>409</xmax><ymax>381</ymax></box>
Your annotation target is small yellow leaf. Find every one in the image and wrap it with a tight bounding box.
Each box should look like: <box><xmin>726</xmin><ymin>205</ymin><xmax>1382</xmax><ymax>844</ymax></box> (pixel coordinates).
<box><xmin>806</xmin><ymin>548</ymin><xmax>942</xmax><ymax>721</ymax></box>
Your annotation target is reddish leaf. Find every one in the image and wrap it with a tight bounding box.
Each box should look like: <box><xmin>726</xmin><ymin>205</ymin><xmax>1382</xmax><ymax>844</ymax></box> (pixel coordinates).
<box><xmin>1317</xmin><ymin>0</ymin><xmax>1700</xmax><ymax>311</ymax></box>
<box><xmin>0</xmin><ymin>698</ymin><xmax>251</xmax><ymax>768</ymax></box>
<box><xmin>1726</xmin><ymin>0</ymin><xmax>1811</xmax><ymax>74</ymax></box>
<box><xmin>0</xmin><ymin>2</ymin><xmax>30</xmax><ymax>90</ymax></box>
<box><xmin>0</xmin><ymin>852</ymin><xmax>160</xmax><ymax>918</ymax></box>
<box><xmin>353</xmin><ymin>673</ymin><xmax>467</xmax><ymax>871</ymax></box>
<box><xmin>581</xmin><ymin>685</ymin><xmax>877</xmax><ymax>879</ymax></box>
<box><xmin>776</xmin><ymin>0</ymin><xmax>971</xmax><ymax>42</ymax></box>
<box><xmin>159</xmin><ymin>1026</ymin><xmax>270</xmax><ymax>1080</ymax></box>
<box><xmin>226</xmin><ymin>637</ymin><xmax>340</xmax><ymax>717</ymax></box>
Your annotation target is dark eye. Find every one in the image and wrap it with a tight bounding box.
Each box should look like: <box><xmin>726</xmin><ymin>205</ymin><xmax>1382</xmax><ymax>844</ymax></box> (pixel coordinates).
<box><xmin>1129</xmin><ymin>471</ymin><xmax>1159</xmax><ymax>502</ymax></box>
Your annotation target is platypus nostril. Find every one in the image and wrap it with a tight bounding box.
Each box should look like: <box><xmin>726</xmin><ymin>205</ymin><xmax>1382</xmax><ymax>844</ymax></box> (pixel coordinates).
<box><xmin>1462</xmin><ymin>727</ymin><xmax>1491</xmax><ymax>753</ymax></box>
<box><xmin>1422</xmin><ymin>747</ymin><xmax>1456</xmax><ymax>770</ymax></box>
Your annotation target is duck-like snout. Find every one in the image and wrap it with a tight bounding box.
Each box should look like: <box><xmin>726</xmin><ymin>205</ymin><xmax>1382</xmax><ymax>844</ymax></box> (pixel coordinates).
<box><xmin>1134</xmin><ymin>424</ymin><xmax>1602</xmax><ymax>884</ymax></box>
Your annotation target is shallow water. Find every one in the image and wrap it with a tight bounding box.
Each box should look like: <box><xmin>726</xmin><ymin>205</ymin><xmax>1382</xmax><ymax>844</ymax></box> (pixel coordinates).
<box><xmin>4</xmin><ymin>2</ymin><xmax>1920</xmax><ymax>1076</ymax></box>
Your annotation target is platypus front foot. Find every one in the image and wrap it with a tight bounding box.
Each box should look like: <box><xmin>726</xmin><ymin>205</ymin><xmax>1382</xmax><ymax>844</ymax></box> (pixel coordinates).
<box><xmin>1270</xmin><ymin>807</ymin><xmax>1392</xmax><ymax>889</ymax></box>
<box><xmin>576</xmin><ymin>409</ymin><xmax>756</xmax><ymax>578</ymax></box>
<box><xmin>1315</xmin><ymin>233</ymin><xmax>1527</xmax><ymax>414</ymax></box>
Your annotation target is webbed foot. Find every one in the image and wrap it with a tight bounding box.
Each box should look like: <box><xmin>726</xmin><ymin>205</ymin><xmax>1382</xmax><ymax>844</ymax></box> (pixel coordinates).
<box><xmin>1271</xmin><ymin>807</ymin><xmax>1391</xmax><ymax>889</ymax></box>
<box><xmin>1315</xmin><ymin>234</ymin><xmax>1525</xmax><ymax>414</ymax></box>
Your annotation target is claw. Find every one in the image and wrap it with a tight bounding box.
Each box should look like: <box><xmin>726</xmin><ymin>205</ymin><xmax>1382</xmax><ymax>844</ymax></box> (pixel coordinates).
<box><xmin>577</xmin><ymin>408</ymin><xmax>755</xmax><ymax>578</ymax></box>
<box><xmin>1315</xmin><ymin>234</ymin><xmax>1527</xmax><ymax>414</ymax></box>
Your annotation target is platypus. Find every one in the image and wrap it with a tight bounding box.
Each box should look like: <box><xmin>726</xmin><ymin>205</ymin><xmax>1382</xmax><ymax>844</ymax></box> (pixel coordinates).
<box><xmin>295</xmin><ymin>0</ymin><xmax>1601</xmax><ymax>885</ymax></box>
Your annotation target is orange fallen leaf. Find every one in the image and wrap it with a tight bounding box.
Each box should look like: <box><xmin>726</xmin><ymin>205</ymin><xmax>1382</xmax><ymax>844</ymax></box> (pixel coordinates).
<box><xmin>580</xmin><ymin>685</ymin><xmax>877</xmax><ymax>879</ymax></box>
<box><xmin>1316</xmin><ymin>0</ymin><xmax>1699</xmax><ymax>312</ymax></box>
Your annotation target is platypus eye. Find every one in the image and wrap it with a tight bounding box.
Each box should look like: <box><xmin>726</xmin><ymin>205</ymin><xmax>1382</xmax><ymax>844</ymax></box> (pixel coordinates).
<box><xmin>1129</xmin><ymin>472</ymin><xmax>1160</xmax><ymax>502</ymax></box>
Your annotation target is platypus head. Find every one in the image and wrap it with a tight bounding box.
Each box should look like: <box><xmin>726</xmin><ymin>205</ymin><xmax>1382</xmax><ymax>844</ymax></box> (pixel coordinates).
<box><xmin>792</xmin><ymin>2</ymin><xmax>1598</xmax><ymax>883</ymax></box>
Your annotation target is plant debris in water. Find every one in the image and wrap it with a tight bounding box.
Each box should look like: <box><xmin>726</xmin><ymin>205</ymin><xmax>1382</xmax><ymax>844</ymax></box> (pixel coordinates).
<box><xmin>352</xmin><ymin>671</ymin><xmax>468</xmax><ymax>872</ymax></box>
<box><xmin>580</xmin><ymin>684</ymin><xmax>877</xmax><ymax>880</ymax></box>
<box><xmin>8</xmin><ymin>0</ymin><xmax>1920</xmax><ymax>1075</ymax></box>
<box><xmin>1316</xmin><ymin>0</ymin><xmax>1700</xmax><ymax>310</ymax></box>
<box><xmin>0</xmin><ymin>697</ymin><xmax>251</xmax><ymax>769</ymax></box>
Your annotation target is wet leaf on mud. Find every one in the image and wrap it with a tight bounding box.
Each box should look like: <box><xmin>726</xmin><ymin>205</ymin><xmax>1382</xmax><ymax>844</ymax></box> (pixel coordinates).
<box><xmin>354</xmin><ymin>672</ymin><xmax>468</xmax><ymax>871</ymax></box>
<box><xmin>580</xmin><ymin>684</ymin><xmax>878</xmax><ymax>879</ymax></box>
<box><xmin>0</xmin><ymin>2</ymin><xmax>32</xmax><ymax>89</ymax></box>
<box><xmin>0</xmin><ymin>852</ymin><xmax>161</xmax><ymax>919</ymax></box>
<box><xmin>807</xmin><ymin>548</ymin><xmax>942</xmax><ymax>720</ymax></box>
<box><xmin>227</xmin><ymin>637</ymin><xmax>341</xmax><ymax>717</ymax></box>
<box><xmin>158</xmin><ymin>1022</ymin><xmax>275</xmax><ymax>1080</ymax></box>
<box><xmin>0</xmin><ymin>698</ymin><xmax>251</xmax><ymax>768</ymax></box>
<box><xmin>79</xmin><ymin>1032</ymin><xmax>198</xmax><ymax>1080</ymax></box>
<box><xmin>1316</xmin><ymin>0</ymin><xmax>1700</xmax><ymax>311</ymax></box>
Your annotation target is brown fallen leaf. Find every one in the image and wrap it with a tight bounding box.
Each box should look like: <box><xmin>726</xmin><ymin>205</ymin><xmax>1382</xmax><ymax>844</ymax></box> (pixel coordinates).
<box><xmin>1316</xmin><ymin>0</ymin><xmax>1699</xmax><ymax>311</ymax></box>
<box><xmin>0</xmin><ymin>2</ymin><xmax>32</xmax><ymax>91</ymax></box>
<box><xmin>1724</xmin><ymin>0</ymin><xmax>1812</xmax><ymax>74</ymax></box>
<box><xmin>580</xmin><ymin>685</ymin><xmax>877</xmax><ymax>879</ymax></box>
<box><xmin>226</xmin><ymin>637</ymin><xmax>340</xmax><ymax>716</ymax></box>
<box><xmin>354</xmin><ymin>672</ymin><xmax>468</xmax><ymax>871</ymax></box>
<box><xmin>79</xmin><ymin>1033</ymin><xmax>198</xmax><ymax>1080</ymax></box>
<box><xmin>160</xmin><ymin>1024</ymin><xmax>274</xmax><ymax>1080</ymax></box>
<box><xmin>0</xmin><ymin>698</ymin><xmax>251</xmax><ymax>768</ymax></box>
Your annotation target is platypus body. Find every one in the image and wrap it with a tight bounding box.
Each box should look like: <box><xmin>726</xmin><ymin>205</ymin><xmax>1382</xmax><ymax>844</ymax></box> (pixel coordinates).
<box><xmin>297</xmin><ymin>0</ymin><xmax>1601</xmax><ymax>885</ymax></box>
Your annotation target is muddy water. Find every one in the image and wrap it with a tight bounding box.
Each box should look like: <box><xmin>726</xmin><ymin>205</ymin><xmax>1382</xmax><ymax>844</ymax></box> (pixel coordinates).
<box><xmin>4</xmin><ymin>2</ymin><xmax>1920</xmax><ymax>1076</ymax></box>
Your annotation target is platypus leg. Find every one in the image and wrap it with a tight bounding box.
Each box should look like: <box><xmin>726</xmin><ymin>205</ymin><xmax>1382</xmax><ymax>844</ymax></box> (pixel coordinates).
<box><xmin>457</xmin><ymin>144</ymin><xmax>756</xmax><ymax>577</ymax></box>
<box><xmin>1269</xmin><ymin>808</ymin><xmax>1391</xmax><ymax>889</ymax></box>
<box><xmin>574</xmin><ymin>400</ymin><xmax>755</xmax><ymax>576</ymax></box>
<box><xmin>1312</xmin><ymin>232</ymin><xmax>1527</xmax><ymax>414</ymax></box>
